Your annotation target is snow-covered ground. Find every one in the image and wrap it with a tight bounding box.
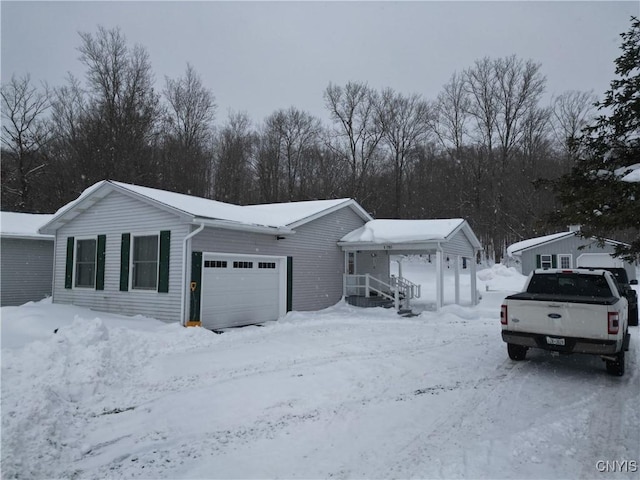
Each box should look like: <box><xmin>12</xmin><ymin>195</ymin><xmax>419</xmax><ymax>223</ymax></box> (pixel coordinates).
<box><xmin>2</xmin><ymin>262</ymin><xmax>639</xmax><ymax>479</ymax></box>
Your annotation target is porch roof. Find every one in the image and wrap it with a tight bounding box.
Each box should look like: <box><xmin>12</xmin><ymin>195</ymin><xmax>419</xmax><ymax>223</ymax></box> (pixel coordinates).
<box><xmin>338</xmin><ymin>219</ymin><xmax>482</xmax><ymax>253</ymax></box>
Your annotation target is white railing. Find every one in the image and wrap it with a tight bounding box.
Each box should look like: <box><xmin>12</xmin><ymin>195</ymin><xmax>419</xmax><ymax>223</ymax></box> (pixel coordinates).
<box><xmin>391</xmin><ymin>275</ymin><xmax>421</xmax><ymax>302</ymax></box>
<box><xmin>343</xmin><ymin>274</ymin><xmax>421</xmax><ymax>311</ymax></box>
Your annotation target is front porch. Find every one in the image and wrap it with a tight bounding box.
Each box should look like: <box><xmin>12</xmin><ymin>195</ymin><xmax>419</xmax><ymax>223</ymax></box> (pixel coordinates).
<box><xmin>338</xmin><ymin>219</ymin><xmax>483</xmax><ymax>312</ymax></box>
<box><xmin>343</xmin><ymin>272</ymin><xmax>421</xmax><ymax>312</ymax></box>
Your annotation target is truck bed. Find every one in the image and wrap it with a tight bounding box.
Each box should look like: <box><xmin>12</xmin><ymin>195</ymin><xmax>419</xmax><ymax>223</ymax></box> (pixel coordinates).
<box><xmin>505</xmin><ymin>292</ymin><xmax>618</xmax><ymax>305</ymax></box>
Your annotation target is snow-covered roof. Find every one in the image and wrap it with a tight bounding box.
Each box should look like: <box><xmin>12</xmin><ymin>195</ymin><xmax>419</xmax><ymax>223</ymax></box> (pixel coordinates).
<box><xmin>506</xmin><ymin>232</ymin><xmax>574</xmax><ymax>257</ymax></box>
<box><xmin>339</xmin><ymin>219</ymin><xmax>482</xmax><ymax>250</ymax></box>
<box><xmin>40</xmin><ymin>180</ymin><xmax>371</xmax><ymax>234</ymax></box>
<box><xmin>0</xmin><ymin>212</ymin><xmax>54</xmax><ymax>240</ymax></box>
<box><xmin>507</xmin><ymin>230</ymin><xmax>628</xmax><ymax>257</ymax></box>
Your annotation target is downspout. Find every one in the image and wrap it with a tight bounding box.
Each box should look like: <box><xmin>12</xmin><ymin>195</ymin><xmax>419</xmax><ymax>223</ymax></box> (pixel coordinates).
<box><xmin>50</xmin><ymin>235</ymin><xmax>57</xmax><ymax>302</ymax></box>
<box><xmin>180</xmin><ymin>223</ymin><xmax>205</xmax><ymax>326</ymax></box>
<box><xmin>436</xmin><ymin>242</ymin><xmax>444</xmax><ymax>310</ymax></box>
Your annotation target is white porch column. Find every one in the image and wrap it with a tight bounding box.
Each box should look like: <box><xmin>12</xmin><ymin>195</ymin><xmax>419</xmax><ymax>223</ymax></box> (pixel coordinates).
<box><xmin>454</xmin><ymin>255</ymin><xmax>460</xmax><ymax>305</ymax></box>
<box><xmin>470</xmin><ymin>255</ymin><xmax>478</xmax><ymax>305</ymax></box>
<box><xmin>435</xmin><ymin>250</ymin><xmax>443</xmax><ymax>310</ymax></box>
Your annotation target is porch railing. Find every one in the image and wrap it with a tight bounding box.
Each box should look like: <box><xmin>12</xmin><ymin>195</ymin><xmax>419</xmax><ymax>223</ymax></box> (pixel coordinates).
<box><xmin>343</xmin><ymin>274</ymin><xmax>421</xmax><ymax>311</ymax></box>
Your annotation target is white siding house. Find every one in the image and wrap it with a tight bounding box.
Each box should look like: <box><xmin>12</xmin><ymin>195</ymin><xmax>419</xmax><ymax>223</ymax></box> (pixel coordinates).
<box><xmin>39</xmin><ymin>181</ymin><xmax>371</xmax><ymax>328</ymax></box>
<box><xmin>39</xmin><ymin>180</ymin><xmax>484</xmax><ymax>328</ymax></box>
<box><xmin>1</xmin><ymin>212</ymin><xmax>54</xmax><ymax>306</ymax></box>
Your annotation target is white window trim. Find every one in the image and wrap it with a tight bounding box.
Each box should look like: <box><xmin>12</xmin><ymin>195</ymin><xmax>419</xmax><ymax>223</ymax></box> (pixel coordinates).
<box><xmin>73</xmin><ymin>236</ymin><xmax>98</xmax><ymax>289</ymax></box>
<box><xmin>540</xmin><ymin>254</ymin><xmax>553</xmax><ymax>270</ymax></box>
<box><xmin>346</xmin><ymin>251</ymin><xmax>357</xmax><ymax>275</ymax></box>
<box><xmin>558</xmin><ymin>254</ymin><xmax>573</xmax><ymax>269</ymax></box>
<box><xmin>129</xmin><ymin>232</ymin><xmax>160</xmax><ymax>292</ymax></box>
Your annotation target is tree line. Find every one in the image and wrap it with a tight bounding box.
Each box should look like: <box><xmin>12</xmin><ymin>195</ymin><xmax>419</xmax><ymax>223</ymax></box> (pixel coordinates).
<box><xmin>2</xmin><ymin>26</ymin><xmax>601</xmax><ymax>261</ymax></box>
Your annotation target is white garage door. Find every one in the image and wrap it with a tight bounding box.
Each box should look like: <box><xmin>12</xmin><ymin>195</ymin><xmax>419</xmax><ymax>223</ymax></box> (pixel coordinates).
<box><xmin>200</xmin><ymin>253</ymin><xmax>286</xmax><ymax>330</ymax></box>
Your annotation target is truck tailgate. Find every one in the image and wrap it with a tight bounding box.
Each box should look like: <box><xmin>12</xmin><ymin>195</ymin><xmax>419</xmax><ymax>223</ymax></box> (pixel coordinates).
<box><xmin>506</xmin><ymin>299</ymin><xmax>611</xmax><ymax>340</ymax></box>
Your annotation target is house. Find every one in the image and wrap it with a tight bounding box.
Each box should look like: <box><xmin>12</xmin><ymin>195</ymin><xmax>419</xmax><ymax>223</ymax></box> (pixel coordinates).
<box><xmin>39</xmin><ymin>180</ymin><xmax>483</xmax><ymax>329</ymax></box>
<box><xmin>506</xmin><ymin>226</ymin><xmax>636</xmax><ymax>280</ymax></box>
<box><xmin>1</xmin><ymin>212</ymin><xmax>54</xmax><ymax>306</ymax></box>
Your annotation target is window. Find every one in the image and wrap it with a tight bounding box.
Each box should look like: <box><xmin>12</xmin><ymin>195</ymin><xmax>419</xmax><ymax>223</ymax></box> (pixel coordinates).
<box><xmin>258</xmin><ymin>262</ymin><xmax>276</xmax><ymax>269</ymax></box>
<box><xmin>558</xmin><ymin>254</ymin><xmax>572</xmax><ymax>269</ymax></box>
<box><xmin>75</xmin><ymin>239</ymin><xmax>97</xmax><ymax>287</ymax></box>
<box><xmin>540</xmin><ymin>254</ymin><xmax>553</xmax><ymax>269</ymax></box>
<box><xmin>132</xmin><ymin>235</ymin><xmax>159</xmax><ymax>290</ymax></box>
<box><xmin>347</xmin><ymin>252</ymin><xmax>355</xmax><ymax>275</ymax></box>
<box><xmin>205</xmin><ymin>260</ymin><xmax>227</xmax><ymax>268</ymax></box>
<box><xmin>233</xmin><ymin>261</ymin><xmax>253</xmax><ymax>269</ymax></box>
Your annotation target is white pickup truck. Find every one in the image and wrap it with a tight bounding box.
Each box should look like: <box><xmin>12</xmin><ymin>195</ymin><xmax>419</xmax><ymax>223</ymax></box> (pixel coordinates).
<box><xmin>501</xmin><ymin>269</ymin><xmax>630</xmax><ymax>376</ymax></box>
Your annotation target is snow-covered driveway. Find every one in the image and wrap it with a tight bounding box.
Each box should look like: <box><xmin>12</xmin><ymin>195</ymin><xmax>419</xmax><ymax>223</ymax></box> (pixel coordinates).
<box><xmin>2</xmin><ymin>265</ymin><xmax>639</xmax><ymax>479</ymax></box>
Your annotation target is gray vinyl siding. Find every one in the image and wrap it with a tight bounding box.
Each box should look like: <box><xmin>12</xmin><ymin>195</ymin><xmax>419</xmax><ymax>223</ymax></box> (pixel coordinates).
<box><xmin>52</xmin><ymin>191</ymin><xmax>189</xmax><ymax>322</ymax></box>
<box><xmin>191</xmin><ymin>206</ymin><xmax>366</xmax><ymax>311</ymax></box>
<box><xmin>519</xmin><ymin>235</ymin><xmax>626</xmax><ymax>277</ymax></box>
<box><xmin>1</xmin><ymin>238</ymin><xmax>54</xmax><ymax>306</ymax></box>
<box><xmin>356</xmin><ymin>250</ymin><xmax>391</xmax><ymax>280</ymax></box>
<box><xmin>445</xmin><ymin>230</ymin><xmax>477</xmax><ymax>257</ymax></box>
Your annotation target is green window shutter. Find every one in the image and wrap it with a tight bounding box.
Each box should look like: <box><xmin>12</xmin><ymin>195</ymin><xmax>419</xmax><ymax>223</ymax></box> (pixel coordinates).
<box><xmin>120</xmin><ymin>233</ymin><xmax>130</xmax><ymax>291</ymax></box>
<box><xmin>287</xmin><ymin>256</ymin><xmax>293</xmax><ymax>312</ymax></box>
<box><xmin>551</xmin><ymin>255</ymin><xmax>557</xmax><ymax>269</ymax></box>
<box><xmin>535</xmin><ymin>255</ymin><xmax>541</xmax><ymax>269</ymax></box>
<box><xmin>96</xmin><ymin>235</ymin><xmax>106</xmax><ymax>290</ymax></box>
<box><xmin>158</xmin><ymin>230</ymin><xmax>171</xmax><ymax>293</ymax></box>
<box><xmin>65</xmin><ymin>237</ymin><xmax>75</xmax><ymax>289</ymax></box>
<box><xmin>190</xmin><ymin>252</ymin><xmax>203</xmax><ymax>321</ymax></box>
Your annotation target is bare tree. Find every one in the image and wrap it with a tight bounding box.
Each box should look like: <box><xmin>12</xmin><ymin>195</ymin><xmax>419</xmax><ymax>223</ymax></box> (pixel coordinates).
<box><xmin>324</xmin><ymin>81</ymin><xmax>384</xmax><ymax>200</ymax></box>
<box><xmin>1</xmin><ymin>74</ymin><xmax>50</xmax><ymax>211</ymax></box>
<box><xmin>551</xmin><ymin>90</ymin><xmax>597</xmax><ymax>161</ymax></box>
<box><xmin>47</xmin><ymin>75</ymin><xmax>88</xmax><ymax>204</ymax></box>
<box><xmin>161</xmin><ymin>63</ymin><xmax>216</xmax><ymax>195</ymax></box>
<box><xmin>493</xmin><ymin>56</ymin><xmax>546</xmax><ymax>163</ymax></box>
<box><xmin>464</xmin><ymin>57</ymin><xmax>499</xmax><ymax>151</ymax></box>
<box><xmin>213</xmin><ymin>111</ymin><xmax>256</xmax><ymax>204</ymax></box>
<box><xmin>260</xmin><ymin>107</ymin><xmax>322</xmax><ymax>200</ymax></box>
<box><xmin>377</xmin><ymin>88</ymin><xmax>432</xmax><ymax>217</ymax></box>
<box><xmin>77</xmin><ymin>26</ymin><xmax>160</xmax><ymax>185</ymax></box>
<box><xmin>461</xmin><ymin>56</ymin><xmax>547</xmax><ymax>260</ymax></box>
<box><xmin>432</xmin><ymin>71</ymin><xmax>470</xmax><ymax>157</ymax></box>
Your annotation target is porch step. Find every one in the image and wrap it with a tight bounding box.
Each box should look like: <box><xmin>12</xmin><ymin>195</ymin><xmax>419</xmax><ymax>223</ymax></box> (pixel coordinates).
<box><xmin>346</xmin><ymin>295</ymin><xmax>394</xmax><ymax>309</ymax></box>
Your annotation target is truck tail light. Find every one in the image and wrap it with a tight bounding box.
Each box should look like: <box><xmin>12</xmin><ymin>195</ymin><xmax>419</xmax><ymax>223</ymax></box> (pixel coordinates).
<box><xmin>608</xmin><ymin>312</ymin><xmax>619</xmax><ymax>334</ymax></box>
<box><xmin>501</xmin><ymin>305</ymin><xmax>508</xmax><ymax>325</ymax></box>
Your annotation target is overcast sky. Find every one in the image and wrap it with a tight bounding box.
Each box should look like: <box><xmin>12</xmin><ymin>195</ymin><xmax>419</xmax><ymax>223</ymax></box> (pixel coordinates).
<box><xmin>1</xmin><ymin>1</ymin><xmax>637</xmax><ymax>123</ymax></box>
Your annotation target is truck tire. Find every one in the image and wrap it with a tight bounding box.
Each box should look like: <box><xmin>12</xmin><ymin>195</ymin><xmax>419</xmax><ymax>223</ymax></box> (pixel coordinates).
<box><xmin>606</xmin><ymin>350</ymin><xmax>625</xmax><ymax>376</ymax></box>
<box><xmin>629</xmin><ymin>306</ymin><xmax>638</xmax><ymax>327</ymax></box>
<box><xmin>507</xmin><ymin>343</ymin><xmax>527</xmax><ymax>361</ymax></box>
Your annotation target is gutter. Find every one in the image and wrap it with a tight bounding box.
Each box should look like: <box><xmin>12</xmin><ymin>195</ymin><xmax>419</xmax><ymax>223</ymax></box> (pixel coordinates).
<box><xmin>180</xmin><ymin>222</ymin><xmax>205</xmax><ymax>326</ymax></box>
<box><xmin>192</xmin><ymin>217</ymin><xmax>294</xmax><ymax>236</ymax></box>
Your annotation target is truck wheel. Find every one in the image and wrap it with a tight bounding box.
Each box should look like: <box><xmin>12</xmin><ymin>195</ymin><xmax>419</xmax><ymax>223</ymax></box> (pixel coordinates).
<box><xmin>629</xmin><ymin>306</ymin><xmax>638</xmax><ymax>327</ymax></box>
<box><xmin>507</xmin><ymin>343</ymin><xmax>527</xmax><ymax>361</ymax></box>
<box><xmin>606</xmin><ymin>351</ymin><xmax>625</xmax><ymax>376</ymax></box>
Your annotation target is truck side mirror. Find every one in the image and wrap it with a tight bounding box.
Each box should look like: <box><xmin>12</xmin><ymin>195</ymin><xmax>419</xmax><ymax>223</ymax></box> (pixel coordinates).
<box><xmin>630</xmin><ymin>279</ymin><xmax>638</xmax><ymax>285</ymax></box>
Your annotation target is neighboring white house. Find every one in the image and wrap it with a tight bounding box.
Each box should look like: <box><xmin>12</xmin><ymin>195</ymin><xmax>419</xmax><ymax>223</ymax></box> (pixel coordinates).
<box><xmin>506</xmin><ymin>227</ymin><xmax>636</xmax><ymax>280</ymax></box>
<box><xmin>39</xmin><ymin>180</ymin><xmax>483</xmax><ymax>329</ymax></box>
<box><xmin>1</xmin><ymin>212</ymin><xmax>54</xmax><ymax>306</ymax></box>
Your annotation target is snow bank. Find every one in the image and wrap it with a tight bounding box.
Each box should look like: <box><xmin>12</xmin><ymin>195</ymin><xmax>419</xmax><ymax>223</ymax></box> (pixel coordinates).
<box><xmin>1</xmin><ymin>271</ymin><xmax>638</xmax><ymax>479</ymax></box>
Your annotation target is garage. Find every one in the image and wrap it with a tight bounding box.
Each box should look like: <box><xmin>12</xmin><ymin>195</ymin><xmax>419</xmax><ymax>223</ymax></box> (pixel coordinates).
<box><xmin>199</xmin><ymin>253</ymin><xmax>287</xmax><ymax>330</ymax></box>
